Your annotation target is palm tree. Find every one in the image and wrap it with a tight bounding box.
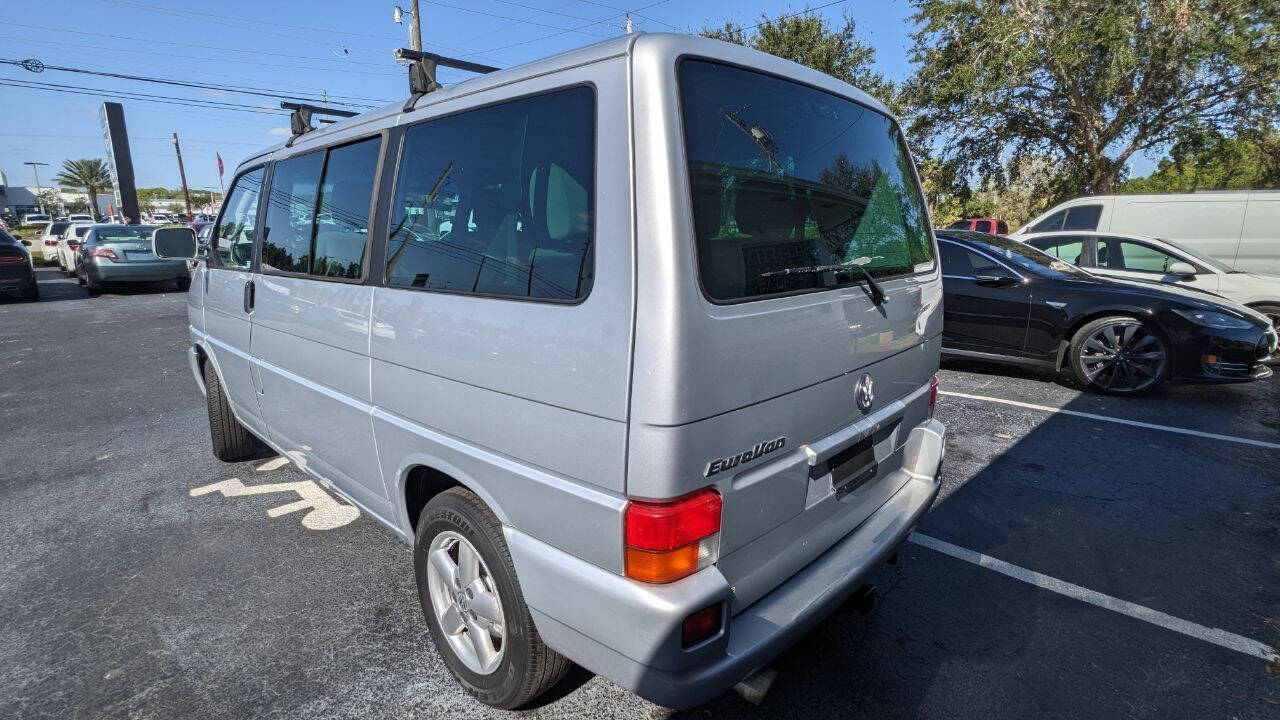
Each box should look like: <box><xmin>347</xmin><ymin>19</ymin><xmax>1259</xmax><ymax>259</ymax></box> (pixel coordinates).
<box><xmin>52</xmin><ymin>159</ymin><xmax>113</xmax><ymax>221</ymax></box>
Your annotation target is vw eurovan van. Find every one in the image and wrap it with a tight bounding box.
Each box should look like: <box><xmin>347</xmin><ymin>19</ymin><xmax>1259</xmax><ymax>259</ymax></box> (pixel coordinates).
<box><xmin>180</xmin><ymin>33</ymin><xmax>945</xmax><ymax>710</ymax></box>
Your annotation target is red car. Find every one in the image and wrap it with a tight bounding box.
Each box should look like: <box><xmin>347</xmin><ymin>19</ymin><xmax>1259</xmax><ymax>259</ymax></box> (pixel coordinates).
<box><xmin>945</xmin><ymin>217</ymin><xmax>1009</xmax><ymax>234</ymax></box>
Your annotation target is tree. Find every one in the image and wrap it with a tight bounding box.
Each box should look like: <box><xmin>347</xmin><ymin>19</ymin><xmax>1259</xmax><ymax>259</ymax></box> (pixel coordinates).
<box><xmin>52</xmin><ymin>159</ymin><xmax>113</xmax><ymax>221</ymax></box>
<box><xmin>1121</xmin><ymin>127</ymin><xmax>1280</xmax><ymax>193</ymax></box>
<box><xmin>701</xmin><ymin>9</ymin><xmax>897</xmax><ymax>110</ymax></box>
<box><xmin>906</xmin><ymin>0</ymin><xmax>1280</xmax><ymax>201</ymax></box>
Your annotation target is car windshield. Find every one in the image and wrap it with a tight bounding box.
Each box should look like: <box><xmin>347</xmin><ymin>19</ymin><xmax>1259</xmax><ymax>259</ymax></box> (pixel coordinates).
<box><xmin>47</xmin><ymin>222</ymin><xmax>71</xmax><ymax>235</ymax></box>
<box><xmin>953</xmin><ymin>231</ymin><xmax>1096</xmax><ymax>280</ymax></box>
<box><xmin>1152</xmin><ymin>236</ymin><xmax>1234</xmax><ymax>273</ymax></box>
<box><xmin>679</xmin><ymin>60</ymin><xmax>935</xmax><ymax>302</ymax></box>
<box><xmin>95</xmin><ymin>227</ymin><xmax>155</xmax><ymax>243</ymax></box>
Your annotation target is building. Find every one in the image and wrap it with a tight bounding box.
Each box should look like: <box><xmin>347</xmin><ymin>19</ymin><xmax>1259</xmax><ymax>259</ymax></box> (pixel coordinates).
<box><xmin>0</xmin><ymin>171</ymin><xmax>114</xmax><ymax>219</ymax></box>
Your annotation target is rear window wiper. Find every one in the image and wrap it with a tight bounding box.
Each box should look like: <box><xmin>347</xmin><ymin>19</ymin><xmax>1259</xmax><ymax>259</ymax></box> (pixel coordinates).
<box><xmin>761</xmin><ymin>259</ymin><xmax>888</xmax><ymax>305</ymax></box>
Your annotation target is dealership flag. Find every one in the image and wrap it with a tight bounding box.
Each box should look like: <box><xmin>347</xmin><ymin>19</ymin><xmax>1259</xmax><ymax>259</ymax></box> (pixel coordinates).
<box><xmin>216</xmin><ymin>152</ymin><xmax>224</xmax><ymax>178</ymax></box>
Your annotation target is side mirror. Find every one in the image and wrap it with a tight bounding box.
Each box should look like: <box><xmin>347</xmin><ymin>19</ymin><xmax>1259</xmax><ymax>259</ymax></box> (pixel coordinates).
<box><xmin>21</xmin><ymin>239</ymin><xmax>31</xmax><ymax>247</ymax></box>
<box><xmin>152</xmin><ymin>227</ymin><xmax>198</xmax><ymax>260</ymax></box>
<box><xmin>1167</xmin><ymin>261</ymin><xmax>1197</xmax><ymax>278</ymax></box>
<box><xmin>974</xmin><ymin>274</ymin><xmax>1020</xmax><ymax>286</ymax></box>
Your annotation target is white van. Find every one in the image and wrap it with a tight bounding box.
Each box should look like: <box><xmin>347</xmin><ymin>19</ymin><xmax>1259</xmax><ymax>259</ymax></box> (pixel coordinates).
<box><xmin>1013</xmin><ymin>191</ymin><xmax>1280</xmax><ymax>274</ymax></box>
<box><xmin>171</xmin><ymin>33</ymin><xmax>946</xmax><ymax>710</ymax></box>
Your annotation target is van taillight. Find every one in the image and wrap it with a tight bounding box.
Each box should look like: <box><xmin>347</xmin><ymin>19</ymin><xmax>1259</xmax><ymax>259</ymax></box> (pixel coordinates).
<box><xmin>624</xmin><ymin>488</ymin><xmax>721</xmax><ymax>584</ymax></box>
<box><xmin>928</xmin><ymin>375</ymin><xmax>940</xmax><ymax>418</ymax></box>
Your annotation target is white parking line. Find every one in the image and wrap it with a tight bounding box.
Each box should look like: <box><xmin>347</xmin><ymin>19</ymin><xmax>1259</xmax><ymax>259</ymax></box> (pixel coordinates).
<box><xmin>940</xmin><ymin>390</ymin><xmax>1280</xmax><ymax>451</ymax></box>
<box><xmin>908</xmin><ymin>533</ymin><xmax>1279</xmax><ymax>663</ymax></box>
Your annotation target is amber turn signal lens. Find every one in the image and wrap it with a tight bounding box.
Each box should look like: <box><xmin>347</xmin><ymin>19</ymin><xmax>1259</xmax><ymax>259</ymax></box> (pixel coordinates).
<box><xmin>625</xmin><ymin>543</ymin><xmax>701</xmax><ymax>584</ymax></box>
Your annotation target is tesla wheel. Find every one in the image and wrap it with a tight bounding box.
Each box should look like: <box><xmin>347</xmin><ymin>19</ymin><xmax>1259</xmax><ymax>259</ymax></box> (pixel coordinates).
<box><xmin>1252</xmin><ymin>303</ymin><xmax>1280</xmax><ymax>333</ymax></box>
<box><xmin>203</xmin><ymin>361</ymin><xmax>260</xmax><ymax>461</ymax></box>
<box><xmin>414</xmin><ymin>487</ymin><xmax>570</xmax><ymax>710</ymax></box>
<box><xmin>1069</xmin><ymin>316</ymin><xmax>1169</xmax><ymax>395</ymax></box>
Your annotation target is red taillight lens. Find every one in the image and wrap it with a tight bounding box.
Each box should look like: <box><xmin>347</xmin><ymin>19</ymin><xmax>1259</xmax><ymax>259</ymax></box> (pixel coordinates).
<box><xmin>90</xmin><ymin>247</ymin><xmax>119</xmax><ymax>260</ymax></box>
<box><xmin>0</xmin><ymin>254</ymin><xmax>24</xmax><ymax>263</ymax></box>
<box><xmin>681</xmin><ymin>603</ymin><xmax>722</xmax><ymax>648</ymax></box>
<box><xmin>624</xmin><ymin>488</ymin><xmax>722</xmax><ymax>584</ymax></box>
<box><xmin>928</xmin><ymin>375</ymin><xmax>940</xmax><ymax>419</ymax></box>
<box><xmin>68</xmin><ymin>243</ymin><xmax>79</xmax><ymax>250</ymax></box>
<box><xmin>44</xmin><ymin>239</ymin><xmax>58</xmax><ymax>247</ymax></box>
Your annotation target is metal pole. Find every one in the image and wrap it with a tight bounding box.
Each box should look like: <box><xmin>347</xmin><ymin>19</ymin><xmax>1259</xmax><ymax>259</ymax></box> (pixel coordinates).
<box><xmin>409</xmin><ymin>0</ymin><xmax>422</xmax><ymax>51</ymax></box>
<box><xmin>24</xmin><ymin>161</ymin><xmax>49</xmax><ymax>214</ymax></box>
<box><xmin>172</xmin><ymin>133</ymin><xmax>193</xmax><ymax>218</ymax></box>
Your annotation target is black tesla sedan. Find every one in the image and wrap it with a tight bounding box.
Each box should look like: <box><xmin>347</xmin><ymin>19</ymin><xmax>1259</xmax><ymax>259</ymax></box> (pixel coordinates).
<box><xmin>0</xmin><ymin>228</ymin><xmax>38</xmax><ymax>301</ymax></box>
<box><xmin>937</xmin><ymin>230</ymin><xmax>1278</xmax><ymax>394</ymax></box>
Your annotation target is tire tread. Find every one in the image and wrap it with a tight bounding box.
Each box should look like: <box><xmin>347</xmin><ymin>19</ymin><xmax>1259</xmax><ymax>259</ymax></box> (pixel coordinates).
<box><xmin>203</xmin><ymin>361</ymin><xmax>259</xmax><ymax>461</ymax></box>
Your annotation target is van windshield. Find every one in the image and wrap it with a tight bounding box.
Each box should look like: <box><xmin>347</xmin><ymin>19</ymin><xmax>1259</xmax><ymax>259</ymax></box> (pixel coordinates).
<box><xmin>679</xmin><ymin>60</ymin><xmax>934</xmax><ymax>303</ymax></box>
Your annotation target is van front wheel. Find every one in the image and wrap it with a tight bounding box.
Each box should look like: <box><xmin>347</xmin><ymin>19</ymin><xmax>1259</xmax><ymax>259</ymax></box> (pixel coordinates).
<box><xmin>414</xmin><ymin>487</ymin><xmax>570</xmax><ymax>709</ymax></box>
<box><xmin>203</xmin><ymin>361</ymin><xmax>261</xmax><ymax>461</ymax></box>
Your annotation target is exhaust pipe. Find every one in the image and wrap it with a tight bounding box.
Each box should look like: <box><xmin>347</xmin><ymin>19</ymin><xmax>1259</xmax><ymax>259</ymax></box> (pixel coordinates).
<box><xmin>734</xmin><ymin>666</ymin><xmax>778</xmax><ymax>705</ymax></box>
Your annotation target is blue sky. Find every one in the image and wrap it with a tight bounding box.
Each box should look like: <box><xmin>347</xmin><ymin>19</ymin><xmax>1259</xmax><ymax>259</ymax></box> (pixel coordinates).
<box><xmin>0</xmin><ymin>0</ymin><xmax>1147</xmax><ymax>194</ymax></box>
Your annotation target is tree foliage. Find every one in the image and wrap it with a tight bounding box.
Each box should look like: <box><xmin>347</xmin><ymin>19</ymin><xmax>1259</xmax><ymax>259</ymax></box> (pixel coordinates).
<box><xmin>52</xmin><ymin>159</ymin><xmax>113</xmax><ymax>220</ymax></box>
<box><xmin>907</xmin><ymin>0</ymin><xmax>1280</xmax><ymax>201</ymax></box>
<box><xmin>1121</xmin><ymin>128</ymin><xmax>1280</xmax><ymax>193</ymax></box>
<box><xmin>700</xmin><ymin>9</ymin><xmax>897</xmax><ymax>110</ymax></box>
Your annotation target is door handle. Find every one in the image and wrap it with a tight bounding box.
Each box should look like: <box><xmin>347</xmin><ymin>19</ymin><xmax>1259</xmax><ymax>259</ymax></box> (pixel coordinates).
<box><xmin>243</xmin><ymin>280</ymin><xmax>255</xmax><ymax>314</ymax></box>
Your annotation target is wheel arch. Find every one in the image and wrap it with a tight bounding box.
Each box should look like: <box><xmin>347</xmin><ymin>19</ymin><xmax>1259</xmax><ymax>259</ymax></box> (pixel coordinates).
<box><xmin>1055</xmin><ymin>307</ymin><xmax>1158</xmax><ymax>370</ymax></box>
<box><xmin>396</xmin><ymin>457</ymin><xmax>511</xmax><ymax>540</ymax></box>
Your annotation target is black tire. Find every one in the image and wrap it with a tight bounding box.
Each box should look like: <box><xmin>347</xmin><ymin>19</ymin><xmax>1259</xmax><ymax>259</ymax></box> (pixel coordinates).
<box><xmin>176</xmin><ymin>276</ymin><xmax>191</xmax><ymax>292</ymax></box>
<box><xmin>414</xmin><ymin>487</ymin><xmax>570</xmax><ymax>710</ymax></box>
<box><xmin>1251</xmin><ymin>303</ymin><xmax>1280</xmax><ymax>334</ymax></box>
<box><xmin>1068</xmin><ymin>315</ymin><xmax>1169</xmax><ymax>395</ymax></box>
<box><xmin>84</xmin><ymin>273</ymin><xmax>102</xmax><ymax>297</ymax></box>
<box><xmin>21</xmin><ymin>282</ymin><xmax>39</xmax><ymax>302</ymax></box>
<box><xmin>203</xmin><ymin>360</ymin><xmax>261</xmax><ymax>462</ymax></box>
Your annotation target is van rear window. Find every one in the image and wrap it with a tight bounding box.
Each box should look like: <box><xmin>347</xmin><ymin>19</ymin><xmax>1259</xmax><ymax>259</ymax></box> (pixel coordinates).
<box><xmin>679</xmin><ymin>60</ymin><xmax>934</xmax><ymax>303</ymax></box>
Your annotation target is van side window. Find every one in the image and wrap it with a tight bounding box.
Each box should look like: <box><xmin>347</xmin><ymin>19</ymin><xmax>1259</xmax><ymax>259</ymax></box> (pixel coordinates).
<box><xmin>313</xmin><ymin>138</ymin><xmax>380</xmax><ymax>279</ymax></box>
<box><xmin>384</xmin><ymin>86</ymin><xmax>595</xmax><ymax>301</ymax></box>
<box><xmin>1030</xmin><ymin>210</ymin><xmax>1066</xmax><ymax>232</ymax></box>
<box><xmin>211</xmin><ymin>167</ymin><xmax>264</xmax><ymax>270</ymax></box>
<box><xmin>262</xmin><ymin>151</ymin><xmax>324</xmax><ymax>274</ymax></box>
<box><xmin>1062</xmin><ymin>204</ymin><xmax>1102</xmax><ymax>231</ymax></box>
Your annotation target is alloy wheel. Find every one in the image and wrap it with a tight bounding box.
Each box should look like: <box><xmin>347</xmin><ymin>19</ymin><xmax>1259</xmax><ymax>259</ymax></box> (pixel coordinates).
<box><xmin>1078</xmin><ymin>322</ymin><xmax>1166</xmax><ymax>393</ymax></box>
<box><xmin>425</xmin><ymin>531</ymin><xmax>506</xmax><ymax>675</ymax></box>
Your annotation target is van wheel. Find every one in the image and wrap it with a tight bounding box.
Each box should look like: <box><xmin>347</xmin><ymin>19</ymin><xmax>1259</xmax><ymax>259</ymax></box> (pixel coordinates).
<box><xmin>203</xmin><ymin>361</ymin><xmax>261</xmax><ymax>461</ymax></box>
<box><xmin>1068</xmin><ymin>316</ymin><xmax>1168</xmax><ymax>395</ymax></box>
<box><xmin>414</xmin><ymin>487</ymin><xmax>570</xmax><ymax>709</ymax></box>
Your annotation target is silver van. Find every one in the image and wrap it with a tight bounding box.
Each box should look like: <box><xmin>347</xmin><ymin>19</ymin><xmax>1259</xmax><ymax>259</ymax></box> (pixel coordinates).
<box><xmin>179</xmin><ymin>33</ymin><xmax>945</xmax><ymax>710</ymax></box>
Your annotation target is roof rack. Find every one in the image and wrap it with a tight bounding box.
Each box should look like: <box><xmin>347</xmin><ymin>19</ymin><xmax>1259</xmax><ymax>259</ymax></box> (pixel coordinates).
<box><xmin>281</xmin><ymin>101</ymin><xmax>359</xmax><ymax>147</ymax></box>
<box><xmin>394</xmin><ymin>48</ymin><xmax>500</xmax><ymax>113</ymax></box>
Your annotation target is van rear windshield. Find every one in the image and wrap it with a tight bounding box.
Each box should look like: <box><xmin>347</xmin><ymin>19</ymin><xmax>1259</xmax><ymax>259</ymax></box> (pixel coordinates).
<box><xmin>679</xmin><ymin>60</ymin><xmax>934</xmax><ymax>303</ymax></box>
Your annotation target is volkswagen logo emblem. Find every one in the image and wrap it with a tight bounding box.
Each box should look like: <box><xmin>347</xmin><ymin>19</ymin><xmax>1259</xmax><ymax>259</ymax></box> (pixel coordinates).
<box><xmin>855</xmin><ymin>373</ymin><xmax>875</xmax><ymax>413</ymax></box>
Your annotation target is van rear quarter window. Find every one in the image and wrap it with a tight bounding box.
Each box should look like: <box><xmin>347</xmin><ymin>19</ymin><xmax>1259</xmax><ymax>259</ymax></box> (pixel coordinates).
<box><xmin>678</xmin><ymin>60</ymin><xmax>934</xmax><ymax>303</ymax></box>
<box><xmin>385</xmin><ymin>86</ymin><xmax>595</xmax><ymax>301</ymax></box>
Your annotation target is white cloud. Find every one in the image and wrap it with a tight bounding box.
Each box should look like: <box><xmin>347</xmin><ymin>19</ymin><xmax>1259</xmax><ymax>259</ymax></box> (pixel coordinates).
<box><xmin>264</xmin><ymin>127</ymin><xmax>291</xmax><ymax>137</ymax></box>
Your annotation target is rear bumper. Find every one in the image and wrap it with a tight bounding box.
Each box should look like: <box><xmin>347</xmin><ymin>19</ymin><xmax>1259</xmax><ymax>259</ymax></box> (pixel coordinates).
<box><xmin>508</xmin><ymin>419</ymin><xmax>945</xmax><ymax>709</ymax></box>
<box><xmin>84</xmin><ymin>259</ymin><xmax>190</xmax><ymax>283</ymax></box>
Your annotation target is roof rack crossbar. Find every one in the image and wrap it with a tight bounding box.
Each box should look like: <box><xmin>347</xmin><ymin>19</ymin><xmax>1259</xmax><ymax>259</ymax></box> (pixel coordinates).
<box><xmin>394</xmin><ymin>48</ymin><xmax>500</xmax><ymax>113</ymax></box>
<box><xmin>280</xmin><ymin>101</ymin><xmax>359</xmax><ymax>147</ymax></box>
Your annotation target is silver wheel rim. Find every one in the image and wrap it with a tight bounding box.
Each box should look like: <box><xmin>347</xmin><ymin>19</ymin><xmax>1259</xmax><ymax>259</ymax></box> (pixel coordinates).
<box><xmin>426</xmin><ymin>531</ymin><xmax>506</xmax><ymax>675</ymax></box>
<box><xmin>1079</xmin><ymin>322</ymin><xmax>1166</xmax><ymax>393</ymax></box>
<box><xmin>1264</xmin><ymin>309</ymin><xmax>1280</xmax><ymax>333</ymax></box>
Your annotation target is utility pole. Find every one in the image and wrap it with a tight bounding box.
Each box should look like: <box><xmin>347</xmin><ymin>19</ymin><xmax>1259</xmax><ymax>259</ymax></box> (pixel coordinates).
<box><xmin>24</xmin><ymin>161</ymin><xmax>48</xmax><ymax>214</ymax></box>
<box><xmin>625</xmin><ymin>13</ymin><xmax>633</xmax><ymax>33</ymax></box>
<box><xmin>409</xmin><ymin>0</ymin><xmax>422</xmax><ymax>51</ymax></box>
<box><xmin>395</xmin><ymin>3</ymin><xmax>422</xmax><ymax>51</ymax></box>
<box><xmin>172</xmin><ymin>133</ymin><xmax>193</xmax><ymax>218</ymax></box>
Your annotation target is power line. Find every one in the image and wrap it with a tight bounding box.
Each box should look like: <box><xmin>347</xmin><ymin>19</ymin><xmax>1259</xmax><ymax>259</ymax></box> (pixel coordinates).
<box><xmin>569</xmin><ymin>0</ymin><xmax>678</xmax><ymax>29</ymax></box>
<box><xmin>429</xmin><ymin>0</ymin><xmax>614</xmax><ymax>37</ymax></box>
<box><xmin>740</xmin><ymin>0</ymin><xmax>850</xmax><ymax>31</ymax></box>
<box><xmin>0</xmin><ymin>132</ymin><xmax>268</xmax><ymax>147</ymax></box>
<box><xmin>0</xmin><ymin>57</ymin><xmax>383</xmax><ymax>109</ymax></box>
<box><xmin>0</xmin><ymin>78</ymin><xmax>287</xmax><ymax>115</ymax></box>
<box><xmin>467</xmin><ymin>0</ymin><xmax>672</xmax><ymax>56</ymax></box>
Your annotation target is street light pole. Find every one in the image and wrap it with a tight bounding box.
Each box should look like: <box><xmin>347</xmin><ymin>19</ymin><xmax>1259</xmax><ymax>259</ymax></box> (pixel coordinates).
<box><xmin>24</xmin><ymin>161</ymin><xmax>49</xmax><ymax>214</ymax></box>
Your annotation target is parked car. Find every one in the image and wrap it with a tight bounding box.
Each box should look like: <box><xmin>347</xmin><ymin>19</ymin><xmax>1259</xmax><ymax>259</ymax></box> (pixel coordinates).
<box><xmin>76</xmin><ymin>224</ymin><xmax>190</xmax><ymax>296</ymax></box>
<box><xmin>1012</xmin><ymin>191</ymin><xmax>1280</xmax><ymax>275</ymax></box>
<box><xmin>67</xmin><ymin>213</ymin><xmax>94</xmax><ymax>222</ymax></box>
<box><xmin>22</xmin><ymin>213</ymin><xmax>52</xmax><ymax>226</ymax></box>
<box><xmin>1020</xmin><ymin>231</ymin><xmax>1280</xmax><ymax>331</ymax></box>
<box><xmin>173</xmin><ymin>34</ymin><xmax>947</xmax><ymax>711</ymax></box>
<box><xmin>937</xmin><ymin>230</ymin><xmax>1277</xmax><ymax>393</ymax></box>
<box><xmin>946</xmin><ymin>217</ymin><xmax>1009</xmax><ymax>234</ymax></box>
<box><xmin>149</xmin><ymin>213</ymin><xmax>171</xmax><ymax>225</ymax></box>
<box><xmin>36</xmin><ymin>221</ymin><xmax>72</xmax><ymax>264</ymax></box>
<box><xmin>0</xmin><ymin>227</ymin><xmax>38</xmax><ymax>301</ymax></box>
<box><xmin>57</xmin><ymin>224</ymin><xmax>94</xmax><ymax>276</ymax></box>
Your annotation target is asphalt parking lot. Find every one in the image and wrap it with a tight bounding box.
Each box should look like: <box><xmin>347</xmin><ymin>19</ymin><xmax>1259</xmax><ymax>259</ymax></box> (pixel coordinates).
<box><xmin>3</xmin><ymin>266</ymin><xmax>1278</xmax><ymax>719</ymax></box>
